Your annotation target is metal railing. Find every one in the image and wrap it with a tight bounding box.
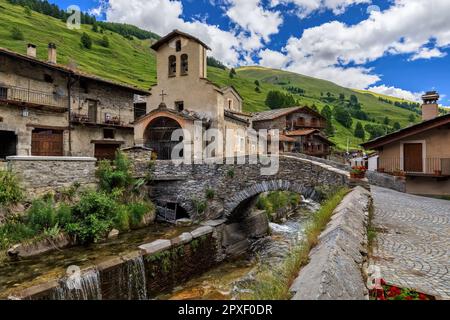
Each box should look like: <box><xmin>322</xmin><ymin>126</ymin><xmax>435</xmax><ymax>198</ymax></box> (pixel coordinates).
<box><xmin>378</xmin><ymin>157</ymin><xmax>450</xmax><ymax>175</ymax></box>
<box><xmin>0</xmin><ymin>85</ymin><xmax>67</xmax><ymax>108</ymax></box>
<box><xmin>71</xmin><ymin>112</ymin><xmax>128</xmax><ymax>127</ymax></box>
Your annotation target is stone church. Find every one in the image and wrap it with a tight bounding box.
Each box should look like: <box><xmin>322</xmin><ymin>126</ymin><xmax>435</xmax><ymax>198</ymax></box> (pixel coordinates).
<box><xmin>134</xmin><ymin>30</ymin><xmax>252</xmax><ymax>160</ymax></box>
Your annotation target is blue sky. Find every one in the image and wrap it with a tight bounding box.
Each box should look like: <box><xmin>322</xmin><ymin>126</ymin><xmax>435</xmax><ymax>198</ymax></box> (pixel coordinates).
<box><xmin>50</xmin><ymin>0</ymin><xmax>450</xmax><ymax>106</ymax></box>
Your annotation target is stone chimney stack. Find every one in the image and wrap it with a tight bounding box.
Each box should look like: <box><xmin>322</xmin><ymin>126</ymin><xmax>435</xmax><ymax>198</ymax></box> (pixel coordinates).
<box><xmin>421</xmin><ymin>91</ymin><xmax>440</xmax><ymax>121</ymax></box>
<box><xmin>47</xmin><ymin>43</ymin><xmax>57</xmax><ymax>64</ymax></box>
<box><xmin>26</xmin><ymin>44</ymin><xmax>36</xmax><ymax>58</ymax></box>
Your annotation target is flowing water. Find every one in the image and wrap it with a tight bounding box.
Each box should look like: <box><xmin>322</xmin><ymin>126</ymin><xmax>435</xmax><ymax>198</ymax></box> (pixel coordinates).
<box><xmin>52</xmin><ymin>268</ymin><xmax>102</xmax><ymax>300</ymax></box>
<box><xmin>0</xmin><ymin>223</ymin><xmax>193</xmax><ymax>299</ymax></box>
<box><xmin>0</xmin><ymin>197</ymin><xmax>320</xmax><ymax>300</ymax></box>
<box><xmin>157</xmin><ymin>198</ymin><xmax>320</xmax><ymax>300</ymax></box>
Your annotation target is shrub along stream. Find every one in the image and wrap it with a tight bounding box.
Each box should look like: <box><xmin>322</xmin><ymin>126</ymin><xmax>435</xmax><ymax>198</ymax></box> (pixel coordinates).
<box><xmin>0</xmin><ymin>152</ymin><xmax>155</xmax><ymax>253</ymax></box>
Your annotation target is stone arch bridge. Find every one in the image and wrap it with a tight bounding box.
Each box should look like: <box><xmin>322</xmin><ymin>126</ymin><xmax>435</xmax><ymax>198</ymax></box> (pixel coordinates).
<box><xmin>145</xmin><ymin>154</ymin><xmax>352</xmax><ymax>222</ymax></box>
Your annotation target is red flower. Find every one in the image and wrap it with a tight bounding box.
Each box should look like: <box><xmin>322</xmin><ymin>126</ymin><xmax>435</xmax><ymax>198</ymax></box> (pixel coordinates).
<box><xmin>405</xmin><ymin>296</ymin><xmax>413</xmax><ymax>300</ymax></box>
<box><xmin>380</xmin><ymin>279</ymin><xmax>386</xmax><ymax>286</ymax></box>
<box><xmin>376</xmin><ymin>289</ymin><xmax>386</xmax><ymax>300</ymax></box>
<box><xmin>388</xmin><ymin>286</ymin><xmax>402</xmax><ymax>297</ymax></box>
<box><xmin>419</xmin><ymin>293</ymin><xmax>428</xmax><ymax>301</ymax></box>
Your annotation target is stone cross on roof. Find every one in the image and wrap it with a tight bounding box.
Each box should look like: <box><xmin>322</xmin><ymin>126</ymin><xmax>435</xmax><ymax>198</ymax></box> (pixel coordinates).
<box><xmin>159</xmin><ymin>90</ymin><xmax>168</xmax><ymax>102</ymax></box>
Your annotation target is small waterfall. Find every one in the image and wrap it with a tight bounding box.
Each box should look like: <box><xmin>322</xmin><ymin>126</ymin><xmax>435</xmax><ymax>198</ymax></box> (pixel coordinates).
<box><xmin>118</xmin><ymin>256</ymin><xmax>148</xmax><ymax>300</ymax></box>
<box><xmin>53</xmin><ymin>269</ymin><xmax>102</xmax><ymax>300</ymax></box>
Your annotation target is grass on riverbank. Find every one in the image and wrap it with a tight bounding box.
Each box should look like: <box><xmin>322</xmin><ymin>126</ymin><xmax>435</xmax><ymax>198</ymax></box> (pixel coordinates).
<box><xmin>242</xmin><ymin>187</ymin><xmax>350</xmax><ymax>300</ymax></box>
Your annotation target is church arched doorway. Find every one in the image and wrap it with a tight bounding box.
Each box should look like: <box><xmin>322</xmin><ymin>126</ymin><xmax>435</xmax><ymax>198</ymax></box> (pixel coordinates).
<box><xmin>144</xmin><ymin>117</ymin><xmax>183</xmax><ymax>160</ymax></box>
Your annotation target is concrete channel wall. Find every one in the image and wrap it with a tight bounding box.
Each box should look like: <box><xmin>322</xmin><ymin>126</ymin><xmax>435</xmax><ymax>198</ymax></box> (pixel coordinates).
<box><xmin>8</xmin><ymin>220</ymin><xmax>237</xmax><ymax>300</ymax></box>
<box><xmin>290</xmin><ymin>187</ymin><xmax>372</xmax><ymax>300</ymax></box>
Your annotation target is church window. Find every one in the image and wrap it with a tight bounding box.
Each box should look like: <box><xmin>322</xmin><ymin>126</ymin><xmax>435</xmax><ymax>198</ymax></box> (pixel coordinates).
<box><xmin>169</xmin><ymin>55</ymin><xmax>177</xmax><ymax>77</ymax></box>
<box><xmin>175</xmin><ymin>101</ymin><xmax>184</xmax><ymax>112</ymax></box>
<box><xmin>228</xmin><ymin>99</ymin><xmax>233</xmax><ymax>110</ymax></box>
<box><xmin>181</xmin><ymin>54</ymin><xmax>188</xmax><ymax>75</ymax></box>
<box><xmin>176</xmin><ymin>40</ymin><xmax>182</xmax><ymax>52</ymax></box>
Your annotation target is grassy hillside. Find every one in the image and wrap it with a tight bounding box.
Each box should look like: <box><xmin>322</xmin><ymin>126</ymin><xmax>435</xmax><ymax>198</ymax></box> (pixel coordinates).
<box><xmin>208</xmin><ymin>66</ymin><xmax>420</xmax><ymax>149</ymax></box>
<box><xmin>0</xmin><ymin>0</ymin><xmax>420</xmax><ymax>150</ymax></box>
<box><xmin>0</xmin><ymin>0</ymin><xmax>157</xmax><ymax>89</ymax></box>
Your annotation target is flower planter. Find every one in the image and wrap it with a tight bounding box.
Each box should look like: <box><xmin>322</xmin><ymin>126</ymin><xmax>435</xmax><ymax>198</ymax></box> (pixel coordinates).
<box><xmin>350</xmin><ymin>173</ymin><xmax>365</xmax><ymax>179</ymax></box>
<box><xmin>370</xmin><ymin>281</ymin><xmax>435</xmax><ymax>301</ymax></box>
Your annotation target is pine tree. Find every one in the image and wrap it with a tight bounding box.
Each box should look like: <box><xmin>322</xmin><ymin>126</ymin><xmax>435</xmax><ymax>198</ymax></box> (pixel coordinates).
<box><xmin>99</xmin><ymin>36</ymin><xmax>109</xmax><ymax>48</ymax></box>
<box><xmin>334</xmin><ymin>106</ymin><xmax>353</xmax><ymax>128</ymax></box>
<box><xmin>10</xmin><ymin>26</ymin><xmax>24</xmax><ymax>40</ymax></box>
<box><xmin>393</xmin><ymin>122</ymin><xmax>401</xmax><ymax>131</ymax></box>
<box><xmin>80</xmin><ymin>32</ymin><xmax>92</xmax><ymax>49</ymax></box>
<box><xmin>354</xmin><ymin>122</ymin><xmax>365</xmax><ymax>140</ymax></box>
<box><xmin>24</xmin><ymin>6</ymin><xmax>32</xmax><ymax>16</ymax></box>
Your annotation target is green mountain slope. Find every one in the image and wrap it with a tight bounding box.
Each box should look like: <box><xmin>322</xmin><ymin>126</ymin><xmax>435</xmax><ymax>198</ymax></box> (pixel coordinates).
<box><xmin>0</xmin><ymin>0</ymin><xmax>420</xmax><ymax>150</ymax></box>
<box><xmin>208</xmin><ymin>66</ymin><xmax>420</xmax><ymax>149</ymax></box>
<box><xmin>0</xmin><ymin>0</ymin><xmax>157</xmax><ymax>89</ymax></box>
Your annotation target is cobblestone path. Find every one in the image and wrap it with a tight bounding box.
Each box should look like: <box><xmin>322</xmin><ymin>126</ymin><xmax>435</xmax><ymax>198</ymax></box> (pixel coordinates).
<box><xmin>371</xmin><ymin>186</ymin><xmax>450</xmax><ymax>299</ymax></box>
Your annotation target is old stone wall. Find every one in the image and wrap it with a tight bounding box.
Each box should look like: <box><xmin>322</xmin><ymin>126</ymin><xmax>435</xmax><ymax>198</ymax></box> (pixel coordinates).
<box><xmin>290</xmin><ymin>187</ymin><xmax>372</xmax><ymax>300</ymax></box>
<box><xmin>7</xmin><ymin>156</ymin><xmax>97</xmax><ymax>198</ymax></box>
<box><xmin>366</xmin><ymin>170</ymin><xmax>406</xmax><ymax>192</ymax></box>
<box><xmin>150</xmin><ymin>154</ymin><xmax>350</xmax><ymax>221</ymax></box>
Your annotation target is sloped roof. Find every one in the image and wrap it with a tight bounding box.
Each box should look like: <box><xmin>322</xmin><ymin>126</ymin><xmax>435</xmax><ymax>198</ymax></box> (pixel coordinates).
<box><xmin>252</xmin><ymin>106</ymin><xmax>325</xmax><ymax>122</ymax></box>
<box><xmin>285</xmin><ymin>129</ymin><xmax>320</xmax><ymax>137</ymax></box>
<box><xmin>133</xmin><ymin>103</ymin><xmax>201</xmax><ymax>125</ymax></box>
<box><xmin>279</xmin><ymin>134</ymin><xmax>297</xmax><ymax>142</ymax></box>
<box><xmin>252</xmin><ymin>107</ymin><xmax>302</xmax><ymax>122</ymax></box>
<box><xmin>0</xmin><ymin>47</ymin><xmax>150</xmax><ymax>95</ymax></box>
<box><xmin>361</xmin><ymin>114</ymin><xmax>450</xmax><ymax>150</ymax></box>
<box><xmin>221</xmin><ymin>85</ymin><xmax>244</xmax><ymax>101</ymax></box>
<box><xmin>151</xmin><ymin>30</ymin><xmax>211</xmax><ymax>51</ymax></box>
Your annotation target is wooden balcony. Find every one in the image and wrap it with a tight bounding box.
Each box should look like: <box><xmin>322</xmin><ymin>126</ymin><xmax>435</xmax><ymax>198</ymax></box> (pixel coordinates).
<box><xmin>71</xmin><ymin>112</ymin><xmax>133</xmax><ymax>130</ymax></box>
<box><xmin>0</xmin><ymin>85</ymin><xmax>67</xmax><ymax>112</ymax></box>
<box><xmin>291</xmin><ymin>120</ymin><xmax>326</xmax><ymax>129</ymax></box>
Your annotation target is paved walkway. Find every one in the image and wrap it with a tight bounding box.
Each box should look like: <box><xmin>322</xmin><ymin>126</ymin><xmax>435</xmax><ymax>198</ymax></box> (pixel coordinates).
<box><xmin>371</xmin><ymin>186</ymin><xmax>450</xmax><ymax>299</ymax></box>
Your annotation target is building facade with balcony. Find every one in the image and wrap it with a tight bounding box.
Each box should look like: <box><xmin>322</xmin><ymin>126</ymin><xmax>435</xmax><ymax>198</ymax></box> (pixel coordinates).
<box><xmin>362</xmin><ymin>91</ymin><xmax>450</xmax><ymax>196</ymax></box>
<box><xmin>0</xmin><ymin>44</ymin><xmax>149</xmax><ymax>160</ymax></box>
<box><xmin>252</xmin><ymin>107</ymin><xmax>334</xmax><ymax>158</ymax></box>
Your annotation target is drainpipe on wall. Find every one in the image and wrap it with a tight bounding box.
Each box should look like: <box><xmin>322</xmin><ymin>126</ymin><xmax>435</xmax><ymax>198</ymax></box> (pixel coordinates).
<box><xmin>67</xmin><ymin>74</ymin><xmax>77</xmax><ymax>156</ymax></box>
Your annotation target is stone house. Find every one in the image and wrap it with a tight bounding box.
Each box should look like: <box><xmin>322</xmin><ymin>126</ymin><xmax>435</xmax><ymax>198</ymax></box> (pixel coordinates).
<box><xmin>0</xmin><ymin>44</ymin><xmax>149</xmax><ymax>160</ymax></box>
<box><xmin>362</xmin><ymin>91</ymin><xmax>450</xmax><ymax>196</ymax></box>
<box><xmin>252</xmin><ymin>107</ymin><xmax>335</xmax><ymax>158</ymax></box>
<box><xmin>134</xmin><ymin>30</ymin><xmax>252</xmax><ymax>160</ymax></box>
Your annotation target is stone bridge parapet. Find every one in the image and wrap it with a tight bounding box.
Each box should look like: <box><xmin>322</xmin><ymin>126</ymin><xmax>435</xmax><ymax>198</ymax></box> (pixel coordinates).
<box><xmin>149</xmin><ymin>154</ymin><xmax>353</xmax><ymax>221</ymax></box>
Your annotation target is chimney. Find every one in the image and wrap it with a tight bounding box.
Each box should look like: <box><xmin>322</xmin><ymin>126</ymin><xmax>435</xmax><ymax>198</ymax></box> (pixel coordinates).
<box><xmin>47</xmin><ymin>43</ymin><xmax>57</xmax><ymax>64</ymax></box>
<box><xmin>421</xmin><ymin>91</ymin><xmax>440</xmax><ymax>121</ymax></box>
<box><xmin>26</xmin><ymin>43</ymin><xmax>36</xmax><ymax>58</ymax></box>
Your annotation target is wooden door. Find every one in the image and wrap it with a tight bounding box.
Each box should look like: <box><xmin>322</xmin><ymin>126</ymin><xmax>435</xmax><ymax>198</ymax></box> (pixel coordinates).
<box><xmin>404</xmin><ymin>143</ymin><xmax>423</xmax><ymax>172</ymax></box>
<box><xmin>88</xmin><ymin>100</ymin><xmax>97</xmax><ymax>123</ymax></box>
<box><xmin>95</xmin><ymin>144</ymin><xmax>120</xmax><ymax>161</ymax></box>
<box><xmin>31</xmin><ymin>129</ymin><xmax>63</xmax><ymax>156</ymax></box>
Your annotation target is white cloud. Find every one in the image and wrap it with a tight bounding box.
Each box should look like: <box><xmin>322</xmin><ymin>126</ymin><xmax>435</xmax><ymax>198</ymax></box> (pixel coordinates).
<box><xmin>410</xmin><ymin>47</ymin><xmax>447</xmax><ymax>61</ymax></box>
<box><xmin>270</xmin><ymin>0</ymin><xmax>370</xmax><ymax>18</ymax></box>
<box><xmin>259</xmin><ymin>49</ymin><xmax>289</xmax><ymax>69</ymax></box>
<box><xmin>258</xmin><ymin>0</ymin><xmax>450</xmax><ymax>89</ymax></box>
<box><xmin>105</xmin><ymin>0</ymin><xmax>285</xmax><ymax>66</ymax></box>
<box><xmin>225</xmin><ymin>0</ymin><xmax>283</xmax><ymax>42</ymax></box>
<box><xmin>106</xmin><ymin>0</ymin><xmax>245</xmax><ymax>66</ymax></box>
<box><xmin>368</xmin><ymin>85</ymin><xmax>423</xmax><ymax>102</ymax></box>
